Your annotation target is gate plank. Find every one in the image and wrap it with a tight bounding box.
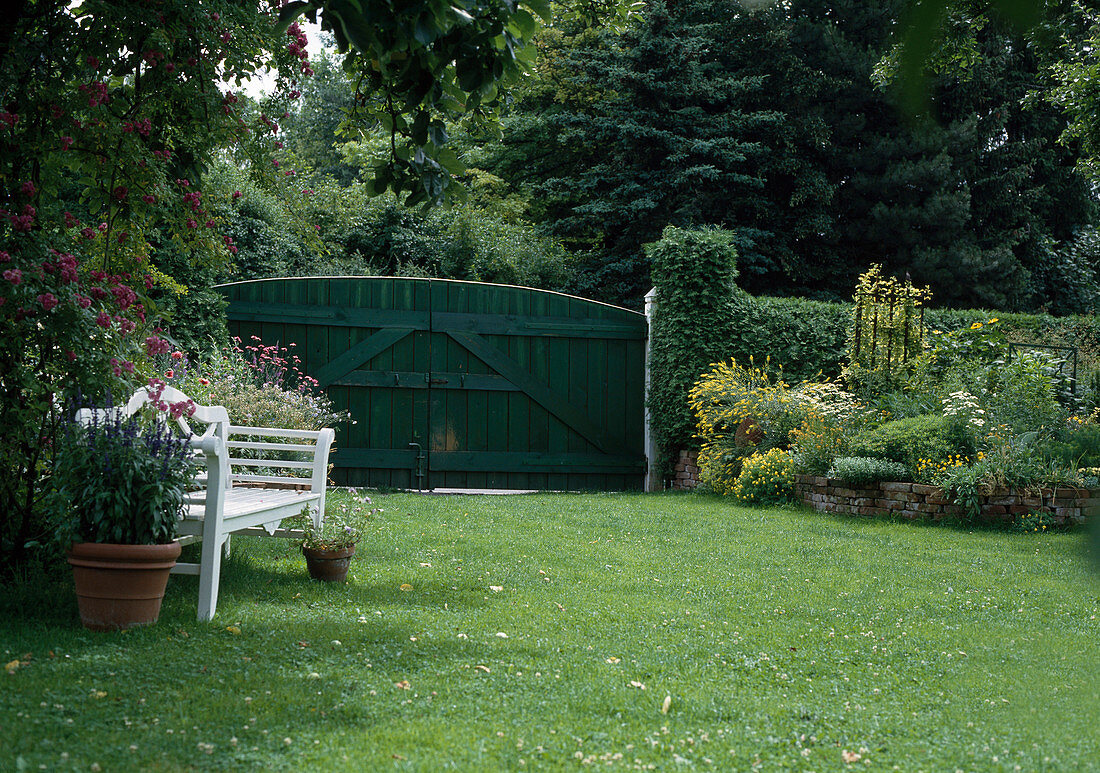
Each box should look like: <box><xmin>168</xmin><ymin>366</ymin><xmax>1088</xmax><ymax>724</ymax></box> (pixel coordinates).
<box><xmin>447</xmin><ymin>330</ymin><xmax>622</xmax><ymax>455</ymax></box>
<box><xmin>313</xmin><ymin>328</ymin><xmax>415</xmax><ymax>388</ymax></box>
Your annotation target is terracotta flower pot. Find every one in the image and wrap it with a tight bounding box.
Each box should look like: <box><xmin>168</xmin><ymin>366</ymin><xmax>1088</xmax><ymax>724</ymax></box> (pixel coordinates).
<box><xmin>302</xmin><ymin>544</ymin><xmax>356</xmax><ymax>582</ymax></box>
<box><xmin>66</xmin><ymin>542</ymin><xmax>181</xmax><ymax>631</ymax></box>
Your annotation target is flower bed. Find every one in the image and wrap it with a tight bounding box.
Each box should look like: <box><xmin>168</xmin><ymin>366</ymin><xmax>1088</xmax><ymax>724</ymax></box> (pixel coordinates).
<box><xmin>793</xmin><ymin>475</ymin><xmax>1098</xmax><ymax>527</ymax></box>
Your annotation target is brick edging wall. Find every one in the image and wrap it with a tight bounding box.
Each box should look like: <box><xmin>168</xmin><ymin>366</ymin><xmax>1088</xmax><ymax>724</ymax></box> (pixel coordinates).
<box><xmin>793</xmin><ymin>475</ymin><xmax>1098</xmax><ymax>525</ymax></box>
<box><xmin>671</xmin><ymin>450</ymin><xmax>700</xmax><ymax>490</ymax></box>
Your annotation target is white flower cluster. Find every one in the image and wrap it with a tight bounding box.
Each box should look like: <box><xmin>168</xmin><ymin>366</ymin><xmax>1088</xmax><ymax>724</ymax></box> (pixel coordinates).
<box><xmin>942</xmin><ymin>390</ymin><xmax>985</xmax><ymax>428</ymax></box>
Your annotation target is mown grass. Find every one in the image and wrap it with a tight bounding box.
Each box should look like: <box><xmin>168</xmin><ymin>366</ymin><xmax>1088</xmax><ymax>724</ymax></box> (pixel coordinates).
<box><xmin>2</xmin><ymin>491</ymin><xmax>1098</xmax><ymax>771</ymax></box>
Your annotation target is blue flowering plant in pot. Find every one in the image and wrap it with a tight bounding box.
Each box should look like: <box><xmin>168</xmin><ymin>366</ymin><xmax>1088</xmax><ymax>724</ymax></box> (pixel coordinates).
<box><xmin>50</xmin><ymin>392</ymin><xmax>198</xmax><ymax>631</ymax></box>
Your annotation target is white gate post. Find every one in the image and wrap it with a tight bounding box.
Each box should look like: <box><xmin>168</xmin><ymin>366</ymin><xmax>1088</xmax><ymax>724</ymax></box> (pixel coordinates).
<box><xmin>643</xmin><ymin>287</ymin><xmax>659</xmax><ymax>491</ymax></box>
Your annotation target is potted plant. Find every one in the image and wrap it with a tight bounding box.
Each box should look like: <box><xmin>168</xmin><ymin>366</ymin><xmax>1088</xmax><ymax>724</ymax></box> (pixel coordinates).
<box><xmin>299</xmin><ymin>505</ymin><xmax>364</xmax><ymax>583</ymax></box>
<box><xmin>51</xmin><ymin>405</ymin><xmax>196</xmax><ymax>631</ymax></box>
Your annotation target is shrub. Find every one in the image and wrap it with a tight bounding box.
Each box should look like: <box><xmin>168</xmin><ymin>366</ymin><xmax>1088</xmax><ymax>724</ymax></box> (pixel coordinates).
<box><xmin>732</xmin><ymin>449</ymin><xmax>795</xmax><ymax>505</ymax></box>
<box><xmin>163</xmin><ymin>339</ymin><xmax>349</xmax><ymax>433</ymax></box>
<box><xmin>827</xmin><ymin>457</ymin><xmax>910</xmax><ymax>486</ymax></box>
<box><xmin>1038</xmin><ymin>419</ymin><xmax>1100</xmax><ymax>470</ymax></box>
<box><xmin>848</xmin><ymin>414</ymin><xmax>974</xmax><ymax>474</ymax></box>
<box><xmin>788</xmin><ymin>382</ymin><xmax>874</xmax><ymax>475</ymax></box>
<box><xmin>728</xmin><ymin>295</ymin><xmax>850</xmax><ymax>383</ymax></box>
<box><xmin>932</xmin><ymin>441</ymin><xmax>1062</xmax><ymax>524</ymax></box>
<box><xmin>984</xmin><ymin>351</ymin><xmax>1068</xmax><ymax>435</ymax></box>
<box><xmin>919</xmin><ymin>316</ymin><xmax>1008</xmax><ymax>384</ymax></box>
<box><xmin>690</xmin><ymin>358</ymin><xmax>804</xmax><ymax>452</ymax></box>
<box><xmin>647</xmin><ymin>226</ymin><xmax>739</xmax><ymax>471</ymax></box>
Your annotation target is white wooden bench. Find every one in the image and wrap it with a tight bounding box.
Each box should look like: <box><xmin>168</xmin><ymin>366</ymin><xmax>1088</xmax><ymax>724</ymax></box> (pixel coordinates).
<box><xmin>78</xmin><ymin>385</ymin><xmax>335</xmax><ymax>621</ymax></box>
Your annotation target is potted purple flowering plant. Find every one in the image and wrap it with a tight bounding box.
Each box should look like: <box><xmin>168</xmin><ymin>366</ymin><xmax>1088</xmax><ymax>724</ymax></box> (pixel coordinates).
<box><xmin>51</xmin><ymin>399</ymin><xmax>197</xmax><ymax>630</ymax></box>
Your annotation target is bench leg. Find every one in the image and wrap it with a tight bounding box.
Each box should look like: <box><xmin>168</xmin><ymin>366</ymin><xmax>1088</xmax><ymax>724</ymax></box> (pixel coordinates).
<box><xmin>223</xmin><ymin>534</ymin><xmax>232</xmax><ymax>559</ymax></box>
<box><xmin>197</xmin><ymin>532</ymin><xmax>225</xmax><ymax>622</ymax></box>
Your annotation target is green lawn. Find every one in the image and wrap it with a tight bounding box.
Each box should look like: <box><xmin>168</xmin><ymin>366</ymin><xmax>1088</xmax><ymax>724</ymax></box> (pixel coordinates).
<box><xmin>2</xmin><ymin>492</ymin><xmax>1098</xmax><ymax>771</ymax></box>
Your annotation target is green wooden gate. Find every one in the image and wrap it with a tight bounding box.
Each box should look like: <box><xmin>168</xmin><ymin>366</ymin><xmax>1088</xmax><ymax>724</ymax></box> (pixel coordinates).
<box><xmin>218</xmin><ymin>278</ymin><xmax>648</xmax><ymax>491</ymax></box>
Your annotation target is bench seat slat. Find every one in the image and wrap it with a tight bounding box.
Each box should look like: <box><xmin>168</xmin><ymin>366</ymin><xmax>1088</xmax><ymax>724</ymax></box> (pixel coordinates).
<box><xmin>226</xmin><ymin>440</ymin><xmax>318</xmax><ymax>453</ymax></box>
<box><xmin>229</xmin><ymin>458</ymin><xmax>314</xmax><ymax>469</ymax></box>
<box><xmin>228</xmin><ymin>426</ymin><xmax>326</xmax><ymax>439</ymax></box>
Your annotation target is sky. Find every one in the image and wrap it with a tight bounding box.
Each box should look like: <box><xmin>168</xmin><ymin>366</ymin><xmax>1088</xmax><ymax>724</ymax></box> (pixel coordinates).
<box><xmin>240</xmin><ymin>17</ymin><xmax>328</xmax><ymax>98</ymax></box>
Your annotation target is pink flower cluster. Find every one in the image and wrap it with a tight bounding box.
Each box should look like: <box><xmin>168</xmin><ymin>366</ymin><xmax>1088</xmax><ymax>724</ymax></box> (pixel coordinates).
<box><xmin>146</xmin><ymin>377</ymin><xmax>196</xmax><ymax>418</ymax></box>
<box><xmin>286</xmin><ymin>22</ymin><xmax>313</xmax><ymax>76</ymax></box>
<box><xmin>239</xmin><ymin>335</ymin><xmax>320</xmax><ymax>393</ymax></box>
<box><xmin>78</xmin><ymin>81</ymin><xmax>110</xmax><ymax>107</ymax></box>
<box><xmin>122</xmin><ymin>118</ymin><xmax>152</xmax><ymax>136</ymax></box>
<box><xmin>109</xmin><ymin>356</ymin><xmax>135</xmax><ymax>376</ymax></box>
<box><xmin>222</xmin><ymin>91</ymin><xmax>239</xmax><ymax>115</ymax></box>
<box><xmin>9</xmin><ymin>204</ymin><xmax>35</xmax><ymax>232</ymax></box>
<box><xmin>145</xmin><ymin>334</ymin><xmax>171</xmax><ymax>356</ymax></box>
<box><xmin>259</xmin><ymin>114</ymin><xmax>279</xmax><ymax>135</ymax></box>
<box><xmin>43</xmin><ymin>249</ymin><xmax>79</xmax><ymax>284</ymax></box>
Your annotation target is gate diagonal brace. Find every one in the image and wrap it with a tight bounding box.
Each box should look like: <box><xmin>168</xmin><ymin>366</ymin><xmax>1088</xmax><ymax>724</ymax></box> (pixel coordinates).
<box><xmin>446</xmin><ymin>330</ymin><xmax>623</xmax><ymax>455</ymax></box>
<box><xmin>313</xmin><ymin>328</ymin><xmax>414</xmax><ymax>388</ymax></box>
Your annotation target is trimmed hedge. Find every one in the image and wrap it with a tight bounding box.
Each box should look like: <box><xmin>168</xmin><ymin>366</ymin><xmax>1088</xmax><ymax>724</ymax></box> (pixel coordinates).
<box><xmin>647</xmin><ymin>227</ymin><xmax>739</xmax><ymax>472</ymax></box>
<box><xmin>732</xmin><ymin>296</ymin><xmax>1100</xmax><ymax>382</ymax></box>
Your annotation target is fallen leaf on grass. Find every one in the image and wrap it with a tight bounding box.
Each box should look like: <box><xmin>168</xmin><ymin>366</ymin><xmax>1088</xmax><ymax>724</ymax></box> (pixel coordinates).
<box><xmin>420</xmin><ymin>562</ymin><xmax>431</xmax><ymax>567</ymax></box>
<box><xmin>606</xmin><ymin>657</ymin><xmax>620</xmax><ymax>664</ymax></box>
<box><xmin>661</xmin><ymin>695</ymin><xmax>672</xmax><ymax>714</ymax></box>
<box><xmin>489</xmin><ymin>585</ymin><xmax>503</xmax><ymax>592</ymax></box>
<box><xmin>4</xmin><ymin>660</ymin><xmax>20</xmax><ymax>674</ymax></box>
<box><xmin>495</xmin><ymin>632</ymin><xmax>508</xmax><ymax>638</ymax></box>
<box><xmin>225</xmin><ymin>626</ymin><xmax>241</xmax><ymax>635</ymax></box>
<box><xmin>399</xmin><ymin>583</ymin><xmax>413</xmax><ymax>591</ymax></box>
<box><xmin>395</xmin><ymin>681</ymin><xmax>410</xmax><ymax>690</ymax></box>
<box><xmin>475</xmin><ymin>665</ymin><xmax>491</xmax><ymax>673</ymax></box>
<box><xmin>554</xmin><ymin>602</ymin><xmax>564</xmax><ymax>611</ymax></box>
<box><xmin>297</xmin><ymin>640</ymin><xmax>310</xmax><ymax>648</ymax></box>
<box><xmin>630</xmin><ymin>681</ymin><xmax>646</xmax><ymax>690</ymax></box>
<box><xmin>841</xmin><ymin>750</ymin><xmax>862</xmax><ymax>764</ymax></box>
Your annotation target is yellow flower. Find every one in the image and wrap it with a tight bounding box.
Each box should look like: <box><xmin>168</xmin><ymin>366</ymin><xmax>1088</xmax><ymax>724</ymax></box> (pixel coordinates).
<box><xmin>988</xmin><ymin>318</ymin><xmax>999</xmax><ymax>324</ymax></box>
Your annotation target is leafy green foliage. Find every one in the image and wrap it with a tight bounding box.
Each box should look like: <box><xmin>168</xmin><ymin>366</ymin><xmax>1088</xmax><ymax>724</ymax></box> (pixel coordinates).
<box><xmin>984</xmin><ymin>351</ymin><xmax>1069</xmax><ymax>435</ymax></box>
<box><xmin>212</xmin><ymin>166</ymin><xmax>573</xmax><ymax>290</ymax></box>
<box><xmin>481</xmin><ymin>0</ymin><xmax>782</xmax><ymax>304</ymax></box>
<box><xmin>475</xmin><ymin>0</ymin><xmax>1096</xmax><ymax>310</ymax></box>
<box><xmin>0</xmin><ymin>0</ymin><xmax>304</xmax><ymax>569</ymax></box>
<box><xmin>828</xmin><ymin>456</ymin><xmax>911</xmax><ymax>486</ymax></box>
<box><xmin>1040</xmin><ymin>423</ymin><xmax>1100</xmax><ymax>471</ymax></box>
<box><xmin>646</xmin><ymin>226</ymin><xmax>739</xmax><ymax>470</ymax></box>
<box><xmin>727</xmin><ymin>295</ymin><xmax>850</xmax><ymax>383</ymax></box>
<box><xmin>848</xmin><ymin>414</ymin><xmax>974</xmax><ymax>474</ymax></box>
<box><xmin>280</xmin><ymin>0</ymin><xmax>556</xmax><ymax>206</ymax></box>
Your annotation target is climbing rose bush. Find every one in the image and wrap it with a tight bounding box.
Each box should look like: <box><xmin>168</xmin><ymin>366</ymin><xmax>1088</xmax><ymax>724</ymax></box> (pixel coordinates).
<box><xmin>0</xmin><ymin>0</ymin><xmax>307</xmax><ymax>567</ymax></box>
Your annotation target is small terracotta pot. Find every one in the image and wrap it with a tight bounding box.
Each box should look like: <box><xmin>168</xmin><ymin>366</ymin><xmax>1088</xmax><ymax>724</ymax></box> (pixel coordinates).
<box><xmin>302</xmin><ymin>544</ymin><xmax>356</xmax><ymax>582</ymax></box>
<box><xmin>67</xmin><ymin>542</ymin><xmax>181</xmax><ymax>631</ymax></box>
